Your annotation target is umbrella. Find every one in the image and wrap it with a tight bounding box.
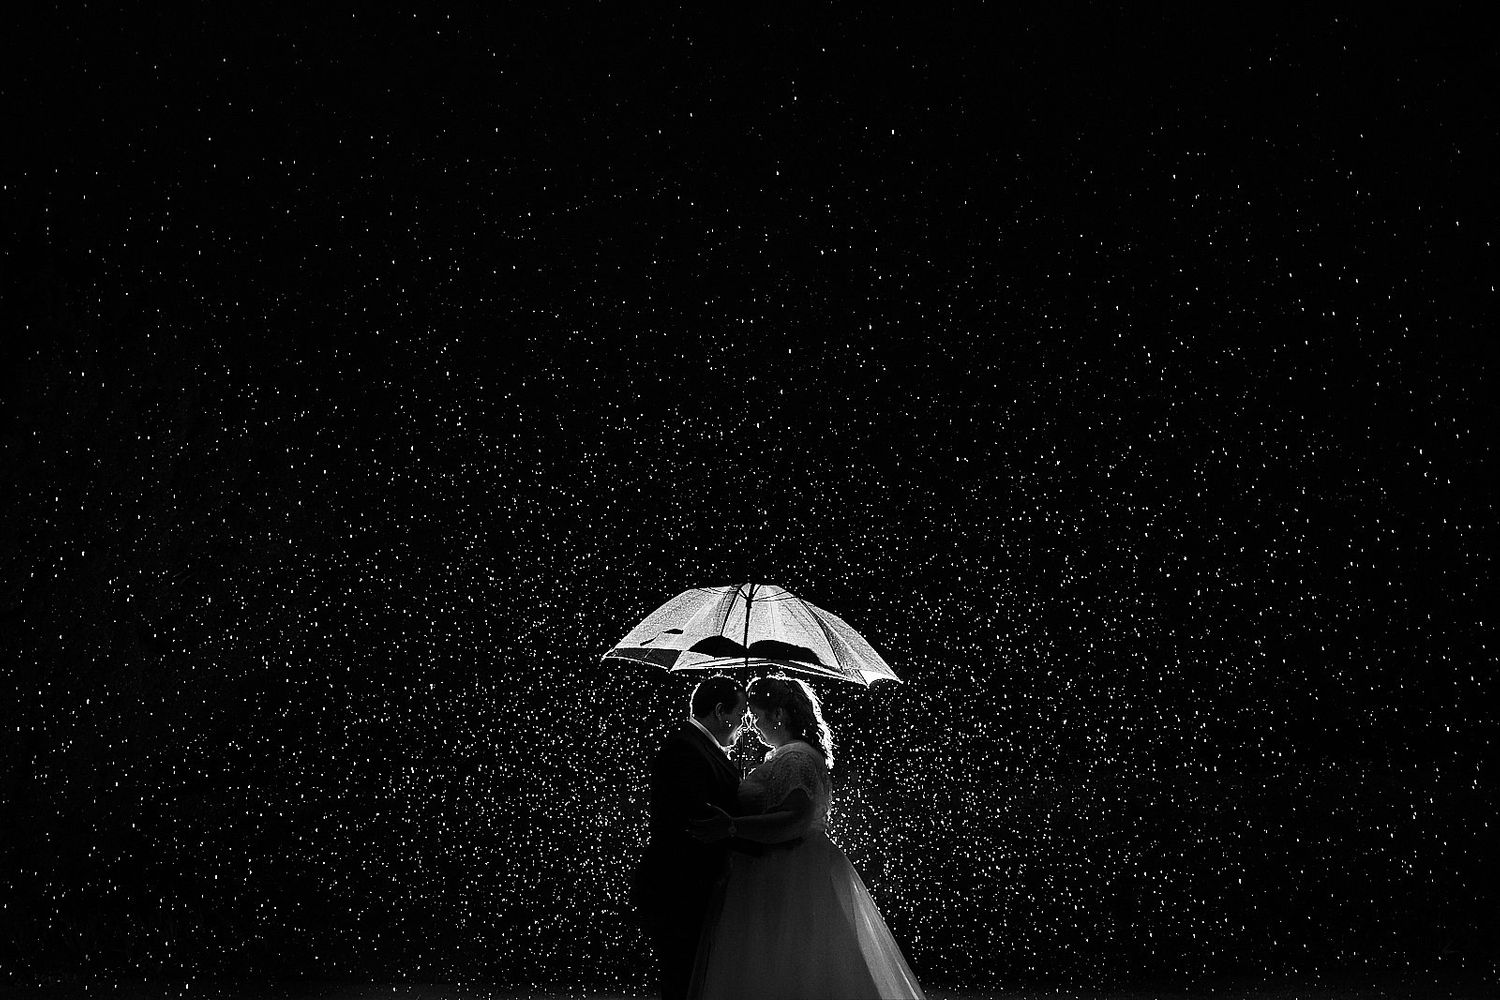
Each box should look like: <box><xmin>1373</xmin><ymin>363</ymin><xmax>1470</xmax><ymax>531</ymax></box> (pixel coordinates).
<box><xmin>602</xmin><ymin>583</ymin><xmax>899</xmax><ymax>687</ymax></box>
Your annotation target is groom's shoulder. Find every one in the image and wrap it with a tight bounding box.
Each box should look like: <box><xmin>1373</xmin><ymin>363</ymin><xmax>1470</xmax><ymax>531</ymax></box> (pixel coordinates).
<box><xmin>650</xmin><ymin>724</ymin><xmax>707</xmax><ymax>772</ymax></box>
<box><xmin>654</xmin><ymin>722</ymin><xmax>698</xmax><ymax>755</ymax></box>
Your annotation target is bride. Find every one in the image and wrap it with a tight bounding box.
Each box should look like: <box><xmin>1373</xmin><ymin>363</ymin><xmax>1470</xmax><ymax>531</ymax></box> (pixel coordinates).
<box><xmin>688</xmin><ymin>674</ymin><xmax>925</xmax><ymax>1000</ymax></box>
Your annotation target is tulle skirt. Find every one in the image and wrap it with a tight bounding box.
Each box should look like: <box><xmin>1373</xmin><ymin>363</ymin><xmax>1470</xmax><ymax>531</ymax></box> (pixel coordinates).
<box><xmin>690</xmin><ymin>830</ymin><xmax>925</xmax><ymax>1000</ymax></box>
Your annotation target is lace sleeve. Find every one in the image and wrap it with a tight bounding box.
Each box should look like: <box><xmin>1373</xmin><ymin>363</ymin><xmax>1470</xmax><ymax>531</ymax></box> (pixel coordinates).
<box><xmin>767</xmin><ymin>743</ymin><xmax>827</xmax><ymax>811</ymax></box>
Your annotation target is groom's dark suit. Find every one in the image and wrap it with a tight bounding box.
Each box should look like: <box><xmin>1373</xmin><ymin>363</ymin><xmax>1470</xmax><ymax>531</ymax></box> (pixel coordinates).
<box><xmin>634</xmin><ymin>721</ymin><xmax>742</xmax><ymax>1000</ymax></box>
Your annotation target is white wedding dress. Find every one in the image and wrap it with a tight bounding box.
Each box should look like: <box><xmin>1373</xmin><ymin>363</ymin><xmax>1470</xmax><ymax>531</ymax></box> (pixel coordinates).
<box><xmin>690</xmin><ymin>741</ymin><xmax>925</xmax><ymax>1000</ymax></box>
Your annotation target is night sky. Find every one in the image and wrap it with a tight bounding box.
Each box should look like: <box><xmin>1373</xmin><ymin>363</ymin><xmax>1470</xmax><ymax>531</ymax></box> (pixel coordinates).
<box><xmin>2</xmin><ymin>8</ymin><xmax>1495</xmax><ymax>995</ymax></box>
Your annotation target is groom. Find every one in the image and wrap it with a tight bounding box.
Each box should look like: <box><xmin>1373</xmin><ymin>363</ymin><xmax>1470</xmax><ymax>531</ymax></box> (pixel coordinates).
<box><xmin>634</xmin><ymin>675</ymin><xmax>748</xmax><ymax>1000</ymax></box>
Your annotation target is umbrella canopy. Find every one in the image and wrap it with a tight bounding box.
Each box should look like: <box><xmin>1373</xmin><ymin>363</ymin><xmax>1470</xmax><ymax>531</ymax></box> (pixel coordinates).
<box><xmin>602</xmin><ymin>583</ymin><xmax>900</xmax><ymax>687</ymax></box>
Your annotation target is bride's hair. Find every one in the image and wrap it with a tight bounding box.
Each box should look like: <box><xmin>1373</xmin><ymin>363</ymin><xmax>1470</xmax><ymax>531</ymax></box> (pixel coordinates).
<box><xmin>747</xmin><ymin>674</ymin><xmax>835</xmax><ymax>769</ymax></box>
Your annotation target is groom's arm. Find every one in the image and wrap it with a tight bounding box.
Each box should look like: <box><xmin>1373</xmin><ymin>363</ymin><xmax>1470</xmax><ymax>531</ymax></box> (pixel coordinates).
<box><xmin>716</xmin><ymin>788</ymin><xmax>813</xmax><ymax>844</ymax></box>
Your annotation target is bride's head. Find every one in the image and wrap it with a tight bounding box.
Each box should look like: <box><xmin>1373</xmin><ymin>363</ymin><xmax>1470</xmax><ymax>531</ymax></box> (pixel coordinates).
<box><xmin>746</xmin><ymin>674</ymin><xmax>834</xmax><ymax>769</ymax></box>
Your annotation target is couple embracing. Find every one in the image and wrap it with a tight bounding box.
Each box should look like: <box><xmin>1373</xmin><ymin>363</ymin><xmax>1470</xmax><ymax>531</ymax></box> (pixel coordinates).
<box><xmin>633</xmin><ymin>673</ymin><xmax>925</xmax><ymax>1000</ymax></box>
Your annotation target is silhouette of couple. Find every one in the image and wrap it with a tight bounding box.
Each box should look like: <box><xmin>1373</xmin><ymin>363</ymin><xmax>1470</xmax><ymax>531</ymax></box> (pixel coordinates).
<box><xmin>633</xmin><ymin>674</ymin><xmax>925</xmax><ymax>1000</ymax></box>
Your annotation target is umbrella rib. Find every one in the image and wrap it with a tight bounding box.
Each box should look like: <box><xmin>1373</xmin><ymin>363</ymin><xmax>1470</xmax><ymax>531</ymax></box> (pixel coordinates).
<box><xmin>709</xmin><ymin>586</ymin><xmax>738</xmax><ymax>639</ymax></box>
<box><xmin>805</xmin><ymin>605</ymin><xmax>863</xmax><ymax>680</ymax></box>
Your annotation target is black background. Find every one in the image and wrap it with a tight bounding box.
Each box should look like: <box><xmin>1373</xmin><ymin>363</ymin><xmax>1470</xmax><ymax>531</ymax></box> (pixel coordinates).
<box><xmin>2</xmin><ymin>7</ymin><xmax>1495</xmax><ymax>994</ymax></box>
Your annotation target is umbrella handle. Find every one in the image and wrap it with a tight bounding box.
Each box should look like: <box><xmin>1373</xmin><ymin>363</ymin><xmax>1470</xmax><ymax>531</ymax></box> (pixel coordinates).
<box><xmin>742</xmin><ymin>582</ymin><xmax>755</xmax><ymax>674</ymax></box>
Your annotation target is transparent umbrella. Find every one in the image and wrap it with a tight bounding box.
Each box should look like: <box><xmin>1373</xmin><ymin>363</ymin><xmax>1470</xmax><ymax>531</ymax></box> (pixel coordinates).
<box><xmin>602</xmin><ymin>583</ymin><xmax>900</xmax><ymax>687</ymax></box>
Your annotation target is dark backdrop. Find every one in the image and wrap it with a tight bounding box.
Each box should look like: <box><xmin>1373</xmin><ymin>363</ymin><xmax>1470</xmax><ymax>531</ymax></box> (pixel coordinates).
<box><xmin>1</xmin><ymin>7</ymin><xmax>1494</xmax><ymax>994</ymax></box>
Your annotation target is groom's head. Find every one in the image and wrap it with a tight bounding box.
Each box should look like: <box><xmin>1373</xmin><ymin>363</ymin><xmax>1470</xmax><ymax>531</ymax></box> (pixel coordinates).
<box><xmin>690</xmin><ymin>675</ymin><xmax>747</xmax><ymax>748</ymax></box>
